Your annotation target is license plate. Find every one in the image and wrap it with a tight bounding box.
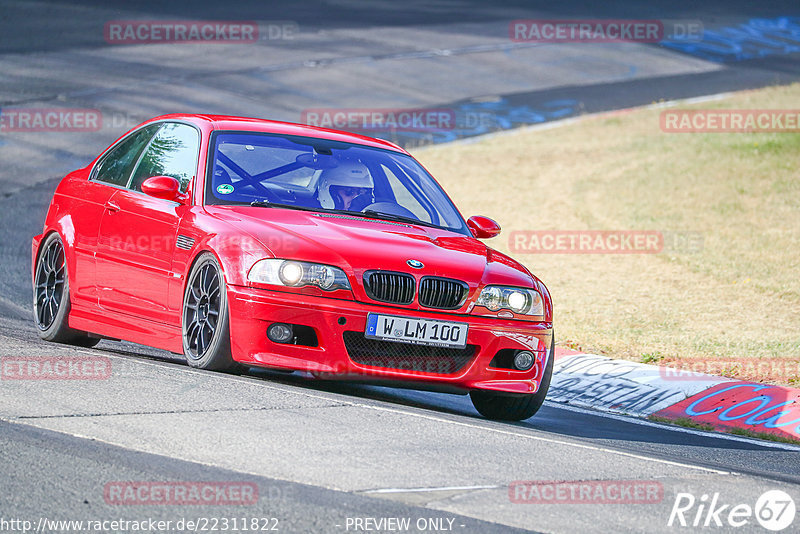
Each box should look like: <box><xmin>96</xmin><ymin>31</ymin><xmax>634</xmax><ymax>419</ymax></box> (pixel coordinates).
<box><xmin>365</xmin><ymin>313</ymin><xmax>468</xmax><ymax>349</ymax></box>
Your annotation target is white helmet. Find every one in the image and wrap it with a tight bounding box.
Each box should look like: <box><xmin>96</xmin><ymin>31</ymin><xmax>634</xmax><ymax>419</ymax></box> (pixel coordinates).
<box><xmin>317</xmin><ymin>161</ymin><xmax>374</xmax><ymax>210</ymax></box>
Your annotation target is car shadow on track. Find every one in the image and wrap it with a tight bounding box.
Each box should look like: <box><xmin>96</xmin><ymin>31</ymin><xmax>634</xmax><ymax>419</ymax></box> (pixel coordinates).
<box><xmin>80</xmin><ymin>340</ymin><xmax>796</xmax><ymax>458</ymax></box>
<box><xmin>241</xmin><ymin>366</ymin><xmax>779</xmax><ymax>452</ymax></box>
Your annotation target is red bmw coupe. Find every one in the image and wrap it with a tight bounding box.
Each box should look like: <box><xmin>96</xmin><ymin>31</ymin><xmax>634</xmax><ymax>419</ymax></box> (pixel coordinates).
<box><xmin>32</xmin><ymin>114</ymin><xmax>553</xmax><ymax>420</ymax></box>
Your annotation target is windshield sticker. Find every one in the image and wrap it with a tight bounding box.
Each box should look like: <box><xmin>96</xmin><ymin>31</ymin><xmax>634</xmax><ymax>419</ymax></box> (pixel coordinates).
<box><xmin>216</xmin><ymin>184</ymin><xmax>234</xmax><ymax>195</ymax></box>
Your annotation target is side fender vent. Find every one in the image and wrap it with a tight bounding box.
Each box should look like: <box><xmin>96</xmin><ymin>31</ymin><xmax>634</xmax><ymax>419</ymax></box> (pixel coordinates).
<box><xmin>176</xmin><ymin>235</ymin><xmax>195</xmax><ymax>250</ymax></box>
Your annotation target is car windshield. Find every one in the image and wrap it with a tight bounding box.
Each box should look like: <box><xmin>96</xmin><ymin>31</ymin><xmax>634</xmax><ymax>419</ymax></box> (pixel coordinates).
<box><xmin>205</xmin><ymin>131</ymin><xmax>468</xmax><ymax>233</ymax></box>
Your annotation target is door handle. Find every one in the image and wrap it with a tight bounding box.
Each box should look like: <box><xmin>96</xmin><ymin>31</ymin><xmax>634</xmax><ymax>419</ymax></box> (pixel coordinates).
<box><xmin>104</xmin><ymin>200</ymin><xmax>120</xmax><ymax>212</ymax></box>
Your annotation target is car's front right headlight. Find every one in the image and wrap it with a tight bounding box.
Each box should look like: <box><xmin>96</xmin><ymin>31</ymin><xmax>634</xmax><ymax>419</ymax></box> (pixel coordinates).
<box><xmin>475</xmin><ymin>285</ymin><xmax>544</xmax><ymax>317</ymax></box>
<box><xmin>247</xmin><ymin>259</ymin><xmax>351</xmax><ymax>291</ymax></box>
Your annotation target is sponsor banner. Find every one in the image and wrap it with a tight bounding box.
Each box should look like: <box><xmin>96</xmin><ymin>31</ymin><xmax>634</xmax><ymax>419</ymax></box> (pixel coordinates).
<box><xmin>653</xmin><ymin>382</ymin><xmax>800</xmax><ymax>441</ymax></box>
<box><xmin>550</xmin><ymin>353</ymin><xmax>732</xmax><ymax>417</ymax></box>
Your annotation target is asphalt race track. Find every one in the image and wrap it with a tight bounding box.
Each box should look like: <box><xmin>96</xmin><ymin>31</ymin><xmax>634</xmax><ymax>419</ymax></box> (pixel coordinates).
<box><xmin>2</xmin><ymin>1</ymin><xmax>800</xmax><ymax>532</ymax></box>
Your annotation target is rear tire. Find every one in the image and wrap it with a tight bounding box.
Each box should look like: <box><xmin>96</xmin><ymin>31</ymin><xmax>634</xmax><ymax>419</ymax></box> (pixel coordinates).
<box><xmin>182</xmin><ymin>253</ymin><xmax>238</xmax><ymax>372</ymax></box>
<box><xmin>470</xmin><ymin>339</ymin><xmax>554</xmax><ymax>421</ymax></box>
<box><xmin>33</xmin><ymin>233</ymin><xmax>100</xmax><ymax>347</ymax></box>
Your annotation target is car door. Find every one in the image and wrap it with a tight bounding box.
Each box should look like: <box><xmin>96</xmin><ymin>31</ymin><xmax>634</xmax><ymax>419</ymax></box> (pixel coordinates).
<box><xmin>75</xmin><ymin>124</ymin><xmax>162</xmax><ymax>307</ymax></box>
<box><xmin>95</xmin><ymin>122</ymin><xmax>200</xmax><ymax>325</ymax></box>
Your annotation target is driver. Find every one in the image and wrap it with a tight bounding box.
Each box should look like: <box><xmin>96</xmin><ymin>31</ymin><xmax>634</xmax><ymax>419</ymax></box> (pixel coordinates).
<box><xmin>317</xmin><ymin>162</ymin><xmax>374</xmax><ymax>211</ymax></box>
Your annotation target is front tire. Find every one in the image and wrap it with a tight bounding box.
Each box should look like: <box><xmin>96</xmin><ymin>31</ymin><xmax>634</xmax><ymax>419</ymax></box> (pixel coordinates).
<box><xmin>470</xmin><ymin>340</ymin><xmax>554</xmax><ymax>421</ymax></box>
<box><xmin>182</xmin><ymin>253</ymin><xmax>237</xmax><ymax>371</ymax></box>
<box><xmin>33</xmin><ymin>233</ymin><xmax>99</xmax><ymax>347</ymax></box>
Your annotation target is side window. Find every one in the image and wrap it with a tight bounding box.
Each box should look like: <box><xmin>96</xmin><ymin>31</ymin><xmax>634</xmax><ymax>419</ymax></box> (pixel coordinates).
<box><xmin>93</xmin><ymin>124</ymin><xmax>161</xmax><ymax>186</ymax></box>
<box><xmin>129</xmin><ymin>123</ymin><xmax>199</xmax><ymax>193</ymax></box>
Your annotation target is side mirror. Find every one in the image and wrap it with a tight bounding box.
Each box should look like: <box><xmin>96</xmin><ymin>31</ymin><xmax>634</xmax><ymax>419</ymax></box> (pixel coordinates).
<box><xmin>141</xmin><ymin>176</ymin><xmax>187</xmax><ymax>203</ymax></box>
<box><xmin>467</xmin><ymin>215</ymin><xmax>501</xmax><ymax>239</ymax></box>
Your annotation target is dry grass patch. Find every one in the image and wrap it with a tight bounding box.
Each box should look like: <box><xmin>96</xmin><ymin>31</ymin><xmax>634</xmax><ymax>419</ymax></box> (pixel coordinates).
<box><xmin>413</xmin><ymin>83</ymin><xmax>800</xmax><ymax>383</ymax></box>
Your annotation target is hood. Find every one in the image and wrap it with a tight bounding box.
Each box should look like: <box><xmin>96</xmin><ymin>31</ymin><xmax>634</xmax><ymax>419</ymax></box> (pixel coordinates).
<box><xmin>207</xmin><ymin>205</ymin><xmax>536</xmax><ymax>307</ymax></box>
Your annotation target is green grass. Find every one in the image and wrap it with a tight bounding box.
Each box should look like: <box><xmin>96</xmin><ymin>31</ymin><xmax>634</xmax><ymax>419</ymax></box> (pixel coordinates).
<box><xmin>648</xmin><ymin>415</ymin><xmax>800</xmax><ymax>445</ymax></box>
<box><xmin>648</xmin><ymin>415</ymin><xmax>715</xmax><ymax>432</ymax></box>
<box><xmin>729</xmin><ymin>427</ymin><xmax>800</xmax><ymax>446</ymax></box>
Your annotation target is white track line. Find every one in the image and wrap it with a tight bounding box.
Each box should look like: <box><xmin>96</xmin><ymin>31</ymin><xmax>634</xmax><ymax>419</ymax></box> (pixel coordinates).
<box><xmin>364</xmin><ymin>485</ymin><xmax>500</xmax><ymax>494</ymax></box>
<box><xmin>58</xmin><ymin>348</ymin><xmax>735</xmax><ymax>475</ymax></box>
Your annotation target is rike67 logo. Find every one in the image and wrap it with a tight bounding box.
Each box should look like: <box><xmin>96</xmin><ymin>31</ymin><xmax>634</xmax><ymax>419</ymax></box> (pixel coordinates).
<box><xmin>668</xmin><ymin>490</ymin><xmax>796</xmax><ymax>531</ymax></box>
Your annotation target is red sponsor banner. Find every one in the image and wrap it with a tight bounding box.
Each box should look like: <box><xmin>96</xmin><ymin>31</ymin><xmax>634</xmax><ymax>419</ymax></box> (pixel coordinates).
<box><xmin>660</xmin><ymin>109</ymin><xmax>800</xmax><ymax>133</ymax></box>
<box><xmin>104</xmin><ymin>482</ymin><xmax>259</xmax><ymax>505</ymax></box>
<box><xmin>654</xmin><ymin>382</ymin><xmax>800</xmax><ymax>440</ymax></box>
<box><xmin>659</xmin><ymin>359</ymin><xmax>800</xmax><ymax>383</ymax></box>
<box><xmin>510</xmin><ymin>19</ymin><xmax>664</xmax><ymax>43</ymax></box>
<box><xmin>104</xmin><ymin>21</ymin><xmax>259</xmax><ymax>44</ymax></box>
<box><xmin>509</xmin><ymin>230</ymin><xmax>663</xmax><ymax>254</ymax></box>
<box><xmin>1</xmin><ymin>356</ymin><xmax>111</xmax><ymax>380</ymax></box>
<box><xmin>0</xmin><ymin>109</ymin><xmax>102</xmax><ymax>132</ymax></box>
<box><xmin>301</xmin><ymin>108</ymin><xmax>456</xmax><ymax>132</ymax></box>
<box><xmin>509</xmin><ymin>480</ymin><xmax>663</xmax><ymax>504</ymax></box>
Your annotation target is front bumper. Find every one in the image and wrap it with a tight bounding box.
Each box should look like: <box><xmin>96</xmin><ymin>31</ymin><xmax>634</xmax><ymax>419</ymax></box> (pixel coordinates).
<box><xmin>227</xmin><ymin>285</ymin><xmax>553</xmax><ymax>394</ymax></box>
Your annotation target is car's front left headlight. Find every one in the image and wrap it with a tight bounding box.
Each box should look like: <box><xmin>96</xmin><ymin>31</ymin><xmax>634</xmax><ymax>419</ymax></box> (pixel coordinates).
<box><xmin>248</xmin><ymin>259</ymin><xmax>351</xmax><ymax>291</ymax></box>
<box><xmin>475</xmin><ymin>285</ymin><xmax>543</xmax><ymax>317</ymax></box>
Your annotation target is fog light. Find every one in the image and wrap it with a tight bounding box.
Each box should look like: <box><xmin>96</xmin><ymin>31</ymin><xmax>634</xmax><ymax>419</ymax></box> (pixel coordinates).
<box><xmin>267</xmin><ymin>323</ymin><xmax>293</xmax><ymax>343</ymax></box>
<box><xmin>513</xmin><ymin>350</ymin><xmax>535</xmax><ymax>371</ymax></box>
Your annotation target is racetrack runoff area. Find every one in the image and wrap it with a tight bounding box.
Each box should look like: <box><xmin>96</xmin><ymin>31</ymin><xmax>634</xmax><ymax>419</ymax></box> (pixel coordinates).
<box><xmin>415</xmin><ymin>82</ymin><xmax>800</xmax><ymax>383</ymax></box>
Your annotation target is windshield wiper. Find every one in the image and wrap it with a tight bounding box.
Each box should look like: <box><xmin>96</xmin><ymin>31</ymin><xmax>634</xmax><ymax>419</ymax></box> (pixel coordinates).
<box><xmin>249</xmin><ymin>200</ymin><xmax>320</xmax><ymax>212</ymax></box>
<box><xmin>360</xmin><ymin>209</ymin><xmax>439</xmax><ymax>228</ymax></box>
